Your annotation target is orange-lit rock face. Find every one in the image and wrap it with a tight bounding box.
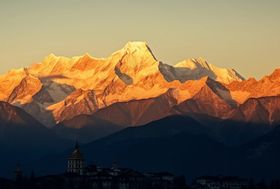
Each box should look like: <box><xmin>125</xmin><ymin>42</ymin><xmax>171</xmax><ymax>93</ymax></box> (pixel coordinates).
<box><xmin>2</xmin><ymin>41</ymin><xmax>280</xmax><ymax>127</ymax></box>
<box><xmin>268</xmin><ymin>68</ymin><xmax>280</xmax><ymax>81</ymax></box>
<box><xmin>226</xmin><ymin>71</ymin><xmax>280</xmax><ymax>104</ymax></box>
<box><xmin>0</xmin><ymin>69</ymin><xmax>28</xmax><ymax>101</ymax></box>
<box><xmin>8</xmin><ymin>75</ymin><xmax>42</xmax><ymax>105</ymax></box>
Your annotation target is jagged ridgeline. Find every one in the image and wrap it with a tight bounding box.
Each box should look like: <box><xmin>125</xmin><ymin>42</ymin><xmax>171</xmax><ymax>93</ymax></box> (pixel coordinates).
<box><xmin>1</xmin><ymin>42</ymin><xmax>279</xmax><ymax>131</ymax></box>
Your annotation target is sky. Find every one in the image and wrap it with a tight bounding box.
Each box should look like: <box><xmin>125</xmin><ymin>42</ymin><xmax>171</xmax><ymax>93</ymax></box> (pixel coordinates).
<box><xmin>0</xmin><ymin>0</ymin><xmax>279</xmax><ymax>79</ymax></box>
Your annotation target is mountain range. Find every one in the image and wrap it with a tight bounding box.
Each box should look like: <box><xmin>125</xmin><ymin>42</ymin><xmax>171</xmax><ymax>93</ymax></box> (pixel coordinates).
<box><xmin>0</xmin><ymin>41</ymin><xmax>280</xmax><ymax>178</ymax></box>
<box><xmin>1</xmin><ymin>42</ymin><xmax>280</xmax><ymax>136</ymax></box>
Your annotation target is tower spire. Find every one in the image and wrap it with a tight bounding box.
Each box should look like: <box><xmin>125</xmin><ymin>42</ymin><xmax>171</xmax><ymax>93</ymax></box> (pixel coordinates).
<box><xmin>15</xmin><ymin>162</ymin><xmax>23</xmax><ymax>181</ymax></box>
<box><xmin>75</xmin><ymin>140</ymin><xmax>79</xmax><ymax>150</ymax></box>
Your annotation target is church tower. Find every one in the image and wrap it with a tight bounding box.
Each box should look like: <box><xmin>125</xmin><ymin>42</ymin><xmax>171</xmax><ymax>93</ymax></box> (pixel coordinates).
<box><xmin>67</xmin><ymin>142</ymin><xmax>85</xmax><ymax>175</ymax></box>
<box><xmin>14</xmin><ymin>162</ymin><xmax>23</xmax><ymax>181</ymax></box>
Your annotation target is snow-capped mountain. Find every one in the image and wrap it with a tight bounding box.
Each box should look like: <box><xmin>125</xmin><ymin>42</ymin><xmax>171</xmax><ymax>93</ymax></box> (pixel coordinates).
<box><xmin>160</xmin><ymin>57</ymin><xmax>244</xmax><ymax>83</ymax></box>
<box><xmin>0</xmin><ymin>41</ymin><xmax>279</xmax><ymax>129</ymax></box>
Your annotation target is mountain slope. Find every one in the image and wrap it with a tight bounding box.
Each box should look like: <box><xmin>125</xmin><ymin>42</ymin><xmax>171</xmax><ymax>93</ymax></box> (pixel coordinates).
<box><xmin>232</xmin><ymin>125</ymin><xmax>280</xmax><ymax>179</ymax></box>
<box><xmin>226</xmin><ymin>69</ymin><xmax>280</xmax><ymax>104</ymax></box>
<box><xmin>227</xmin><ymin>96</ymin><xmax>280</xmax><ymax>125</ymax></box>
<box><xmin>91</xmin><ymin>89</ymin><xmax>177</xmax><ymax>127</ymax></box>
<box><xmin>0</xmin><ymin>101</ymin><xmax>71</xmax><ymax>177</ymax></box>
<box><xmin>53</xmin><ymin>77</ymin><xmax>236</xmax><ymax>136</ymax></box>
<box><xmin>54</xmin><ymin>115</ymin><xmax>122</xmax><ymax>143</ymax></box>
<box><xmin>172</xmin><ymin>78</ymin><xmax>236</xmax><ymax>119</ymax></box>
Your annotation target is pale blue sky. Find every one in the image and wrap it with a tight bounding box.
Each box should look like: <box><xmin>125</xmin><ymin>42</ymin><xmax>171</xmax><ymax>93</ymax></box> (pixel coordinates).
<box><xmin>0</xmin><ymin>0</ymin><xmax>279</xmax><ymax>78</ymax></box>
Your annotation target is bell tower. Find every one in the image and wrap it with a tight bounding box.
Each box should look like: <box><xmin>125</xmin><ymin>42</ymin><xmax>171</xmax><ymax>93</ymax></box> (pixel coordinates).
<box><xmin>67</xmin><ymin>141</ymin><xmax>85</xmax><ymax>175</ymax></box>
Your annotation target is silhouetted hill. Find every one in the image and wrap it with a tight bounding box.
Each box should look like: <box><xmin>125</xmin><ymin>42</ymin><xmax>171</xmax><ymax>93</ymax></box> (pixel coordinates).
<box><xmin>233</xmin><ymin>125</ymin><xmax>280</xmax><ymax>179</ymax></box>
<box><xmin>79</xmin><ymin>116</ymin><xmax>231</xmax><ymax>178</ymax></box>
<box><xmin>53</xmin><ymin>115</ymin><xmax>122</xmax><ymax>143</ymax></box>
<box><xmin>26</xmin><ymin>115</ymin><xmax>280</xmax><ymax>180</ymax></box>
<box><xmin>79</xmin><ymin>116</ymin><xmax>280</xmax><ymax>179</ymax></box>
<box><xmin>0</xmin><ymin>102</ymin><xmax>71</xmax><ymax>177</ymax></box>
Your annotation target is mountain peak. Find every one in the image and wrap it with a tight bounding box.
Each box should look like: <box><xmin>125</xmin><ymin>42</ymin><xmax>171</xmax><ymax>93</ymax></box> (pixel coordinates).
<box><xmin>175</xmin><ymin>58</ymin><xmax>206</xmax><ymax>70</ymax></box>
<box><xmin>45</xmin><ymin>53</ymin><xmax>58</xmax><ymax>61</ymax></box>
<box><xmin>123</xmin><ymin>41</ymin><xmax>149</xmax><ymax>50</ymax></box>
<box><xmin>174</xmin><ymin>58</ymin><xmax>244</xmax><ymax>84</ymax></box>
<box><xmin>192</xmin><ymin>57</ymin><xmax>211</xmax><ymax>68</ymax></box>
<box><xmin>268</xmin><ymin>68</ymin><xmax>280</xmax><ymax>81</ymax></box>
<box><xmin>119</xmin><ymin>41</ymin><xmax>157</xmax><ymax>61</ymax></box>
<box><xmin>175</xmin><ymin>58</ymin><xmax>212</xmax><ymax>70</ymax></box>
<box><xmin>82</xmin><ymin>53</ymin><xmax>92</xmax><ymax>59</ymax></box>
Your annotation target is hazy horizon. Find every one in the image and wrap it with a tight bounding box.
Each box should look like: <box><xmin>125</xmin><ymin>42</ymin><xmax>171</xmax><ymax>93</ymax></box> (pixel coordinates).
<box><xmin>1</xmin><ymin>0</ymin><xmax>280</xmax><ymax>79</ymax></box>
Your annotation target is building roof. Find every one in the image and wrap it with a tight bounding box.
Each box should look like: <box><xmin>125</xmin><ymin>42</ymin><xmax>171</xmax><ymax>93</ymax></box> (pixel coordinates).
<box><xmin>118</xmin><ymin>169</ymin><xmax>145</xmax><ymax>178</ymax></box>
<box><xmin>68</xmin><ymin>142</ymin><xmax>84</xmax><ymax>160</ymax></box>
<box><xmin>195</xmin><ymin>176</ymin><xmax>248</xmax><ymax>182</ymax></box>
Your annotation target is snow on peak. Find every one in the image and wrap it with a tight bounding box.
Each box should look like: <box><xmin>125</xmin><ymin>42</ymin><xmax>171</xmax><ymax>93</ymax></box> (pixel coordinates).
<box><xmin>43</xmin><ymin>53</ymin><xmax>60</xmax><ymax>62</ymax></box>
<box><xmin>109</xmin><ymin>41</ymin><xmax>160</xmax><ymax>84</ymax></box>
<box><xmin>175</xmin><ymin>58</ymin><xmax>215</xmax><ymax>71</ymax></box>
<box><xmin>124</xmin><ymin>41</ymin><xmax>148</xmax><ymax>49</ymax></box>
<box><xmin>174</xmin><ymin>58</ymin><xmax>244</xmax><ymax>84</ymax></box>
<box><xmin>116</xmin><ymin>41</ymin><xmax>157</xmax><ymax>61</ymax></box>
